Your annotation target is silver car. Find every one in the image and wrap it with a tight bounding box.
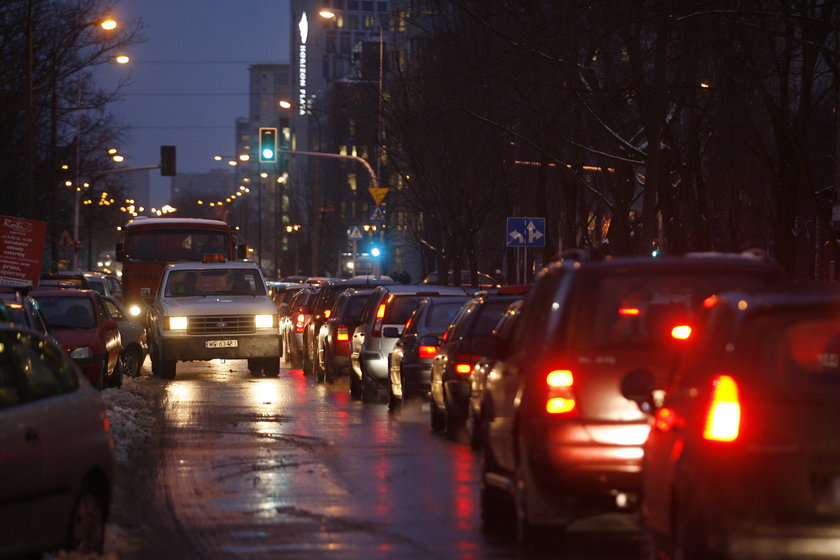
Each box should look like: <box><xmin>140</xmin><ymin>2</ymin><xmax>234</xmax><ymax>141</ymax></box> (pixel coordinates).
<box><xmin>0</xmin><ymin>326</ymin><xmax>115</xmax><ymax>557</ymax></box>
<box><xmin>102</xmin><ymin>294</ymin><xmax>148</xmax><ymax>378</ymax></box>
<box><xmin>350</xmin><ymin>284</ymin><xmax>468</xmax><ymax>402</ymax></box>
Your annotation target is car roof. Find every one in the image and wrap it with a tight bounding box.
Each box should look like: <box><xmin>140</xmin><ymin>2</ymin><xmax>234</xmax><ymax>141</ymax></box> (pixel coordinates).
<box><xmin>165</xmin><ymin>261</ymin><xmax>262</xmax><ymax>272</ymax></box>
<box><xmin>547</xmin><ymin>253</ymin><xmax>785</xmax><ymax>276</ymax></box>
<box><xmin>29</xmin><ymin>288</ymin><xmax>99</xmax><ymax>299</ymax></box>
<box><xmin>372</xmin><ymin>284</ymin><xmax>468</xmax><ymax>296</ymax></box>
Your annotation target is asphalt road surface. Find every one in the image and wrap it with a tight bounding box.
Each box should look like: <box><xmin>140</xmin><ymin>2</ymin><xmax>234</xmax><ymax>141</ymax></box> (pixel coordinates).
<box><xmin>108</xmin><ymin>357</ymin><xmax>639</xmax><ymax>559</ymax></box>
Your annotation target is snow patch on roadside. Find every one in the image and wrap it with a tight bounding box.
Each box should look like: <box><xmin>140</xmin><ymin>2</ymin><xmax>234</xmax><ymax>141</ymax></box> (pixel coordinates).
<box><xmin>100</xmin><ymin>376</ymin><xmax>158</xmax><ymax>465</ymax></box>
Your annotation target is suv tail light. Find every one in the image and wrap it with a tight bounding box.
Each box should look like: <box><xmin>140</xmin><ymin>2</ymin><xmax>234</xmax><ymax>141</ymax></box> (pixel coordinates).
<box><xmin>546</xmin><ymin>369</ymin><xmax>576</xmax><ymax>414</ymax></box>
<box><xmin>372</xmin><ymin>302</ymin><xmax>387</xmax><ymax>336</ymax></box>
<box><xmin>454</xmin><ymin>353</ymin><xmax>480</xmax><ymax>375</ymax></box>
<box><xmin>324</xmin><ymin>309</ymin><xmax>332</xmax><ymax>319</ymax></box>
<box><xmin>703</xmin><ymin>374</ymin><xmax>741</xmax><ymax>442</ymax></box>
<box><xmin>418</xmin><ymin>345</ymin><xmax>437</xmax><ymax>359</ymax></box>
<box><xmin>295</xmin><ymin>312</ymin><xmax>306</xmax><ymax>333</ymax></box>
<box><xmin>336</xmin><ymin>324</ymin><xmax>350</xmax><ymax>341</ymax></box>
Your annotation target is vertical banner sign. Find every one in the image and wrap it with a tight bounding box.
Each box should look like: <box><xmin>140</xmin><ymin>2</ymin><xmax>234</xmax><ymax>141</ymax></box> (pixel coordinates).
<box><xmin>0</xmin><ymin>216</ymin><xmax>47</xmax><ymax>286</ymax></box>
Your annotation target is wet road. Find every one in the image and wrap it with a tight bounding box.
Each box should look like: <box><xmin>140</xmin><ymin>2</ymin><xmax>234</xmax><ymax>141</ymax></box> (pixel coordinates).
<box><xmin>111</xmin><ymin>358</ymin><xmax>639</xmax><ymax>559</ymax></box>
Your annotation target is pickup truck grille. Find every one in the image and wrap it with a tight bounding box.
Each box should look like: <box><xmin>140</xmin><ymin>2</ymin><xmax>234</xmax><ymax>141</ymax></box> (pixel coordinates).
<box><xmin>188</xmin><ymin>315</ymin><xmax>255</xmax><ymax>335</ymax></box>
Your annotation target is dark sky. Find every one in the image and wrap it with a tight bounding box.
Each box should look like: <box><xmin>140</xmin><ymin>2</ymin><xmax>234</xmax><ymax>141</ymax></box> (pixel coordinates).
<box><xmin>97</xmin><ymin>0</ymin><xmax>291</xmax><ymax>208</ymax></box>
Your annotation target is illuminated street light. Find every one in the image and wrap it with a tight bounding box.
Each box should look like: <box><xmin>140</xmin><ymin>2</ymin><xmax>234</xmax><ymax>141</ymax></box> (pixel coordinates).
<box><xmin>100</xmin><ymin>18</ymin><xmax>118</xmax><ymax>30</ymax></box>
<box><xmin>114</xmin><ymin>54</ymin><xmax>130</xmax><ymax>64</ymax></box>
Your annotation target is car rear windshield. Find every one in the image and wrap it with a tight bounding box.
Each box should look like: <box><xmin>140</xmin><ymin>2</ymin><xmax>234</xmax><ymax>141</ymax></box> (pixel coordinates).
<box><xmin>565</xmin><ymin>272</ymin><xmax>778</xmax><ymax>351</ymax></box>
<box><xmin>341</xmin><ymin>294</ymin><xmax>371</xmax><ymax>323</ymax></box>
<box><xmin>35</xmin><ymin>296</ymin><xmax>97</xmax><ymax>330</ymax></box>
<box><xmin>384</xmin><ymin>295</ymin><xmax>432</xmax><ymax>324</ymax></box>
<box><xmin>425</xmin><ymin>300</ymin><xmax>468</xmax><ymax>330</ymax></box>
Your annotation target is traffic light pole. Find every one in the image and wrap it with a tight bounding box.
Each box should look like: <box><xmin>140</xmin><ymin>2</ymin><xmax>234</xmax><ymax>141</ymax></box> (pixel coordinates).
<box><xmin>279</xmin><ymin>149</ymin><xmax>379</xmax><ymax>188</ymax></box>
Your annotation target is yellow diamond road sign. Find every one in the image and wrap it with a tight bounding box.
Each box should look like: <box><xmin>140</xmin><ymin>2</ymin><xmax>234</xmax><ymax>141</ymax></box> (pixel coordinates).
<box><xmin>369</xmin><ymin>187</ymin><xmax>389</xmax><ymax>206</ymax></box>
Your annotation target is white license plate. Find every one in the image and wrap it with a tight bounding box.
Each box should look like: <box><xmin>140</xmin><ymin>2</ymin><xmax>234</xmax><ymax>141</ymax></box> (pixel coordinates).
<box><xmin>206</xmin><ymin>340</ymin><xmax>237</xmax><ymax>348</ymax></box>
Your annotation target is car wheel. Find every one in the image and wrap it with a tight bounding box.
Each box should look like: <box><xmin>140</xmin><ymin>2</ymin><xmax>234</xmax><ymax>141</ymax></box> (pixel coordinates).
<box><xmin>150</xmin><ymin>341</ymin><xmax>160</xmax><ymax>376</ymax></box>
<box><xmin>302</xmin><ymin>346</ymin><xmax>313</xmax><ymax>376</ymax></box>
<box><xmin>361</xmin><ymin>374</ymin><xmax>379</xmax><ymax>402</ymax></box>
<box><xmin>121</xmin><ymin>347</ymin><xmax>142</xmax><ymax>378</ymax></box>
<box><xmin>480</xmin><ymin>440</ymin><xmax>513</xmax><ymax>527</ymax></box>
<box><xmin>262</xmin><ymin>356</ymin><xmax>280</xmax><ymax>377</ymax></box>
<box><xmin>160</xmin><ymin>358</ymin><xmax>176</xmax><ymax>379</ymax></box>
<box><xmin>387</xmin><ymin>383</ymin><xmax>400</xmax><ymax>413</ymax></box>
<box><xmin>247</xmin><ymin>358</ymin><xmax>260</xmax><ymax>373</ymax></box>
<box><xmin>106</xmin><ymin>361</ymin><xmax>123</xmax><ymax>389</ymax></box>
<box><xmin>65</xmin><ymin>482</ymin><xmax>107</xmax><ymax>554</ymax></box>
<box><xmin>430</xmin><ymin>397</ymin><xmax>446</xmax><ymax>432</ymax></box>
<box><xmin>514</xmin><ymin>455</ymin><xmax>559</xmax><ymax>544</ymax></box>
<box><xmin>468</xmin><ymin>408</ymin><xmax>482</xmax><ymax>450</ymax></box>
<box><xmin>349</xmin><ymin>372</ymin><xmax>362</xmax><ymax>400</ymax></box>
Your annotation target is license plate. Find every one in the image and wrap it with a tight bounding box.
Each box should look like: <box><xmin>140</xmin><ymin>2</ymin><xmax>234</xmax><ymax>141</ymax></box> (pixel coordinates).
<box><xmin>206</xmin><ymin>340</ymin><xmax>237</xmax><ymax>348</ymax></box>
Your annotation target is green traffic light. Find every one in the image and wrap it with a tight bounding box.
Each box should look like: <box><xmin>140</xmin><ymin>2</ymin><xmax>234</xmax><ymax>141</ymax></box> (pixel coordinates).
<box><xmin>259</xmin><ymin>127</ymin><xmax>277</xmax><ymax>162</ymax></box>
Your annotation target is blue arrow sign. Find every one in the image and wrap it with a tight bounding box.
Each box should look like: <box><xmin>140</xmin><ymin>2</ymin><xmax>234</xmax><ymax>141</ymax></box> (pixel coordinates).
<box><xmin>506</xmin><ymin>217</ymin><xmax>545</xmax><ymax>247</ymax></box>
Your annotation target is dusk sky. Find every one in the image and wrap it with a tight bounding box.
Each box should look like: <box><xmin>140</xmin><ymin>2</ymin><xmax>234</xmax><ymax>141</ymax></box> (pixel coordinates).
<box><xmin>97</xmin><ymin>0</ymin><xmax>291</xmax><ymax>208</ymax></box>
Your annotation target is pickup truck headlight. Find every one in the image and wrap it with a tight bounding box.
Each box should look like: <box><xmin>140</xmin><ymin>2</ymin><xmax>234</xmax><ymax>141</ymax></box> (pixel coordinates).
<box><xmin>71</xmin><ymin>347</ymin><xmax>93</xmax><ymax>359</ymax></box>
<box><xmin>255</xmin><ymin>314</ymin><xmax>274</xmax><ymax>329</ymax></box>
<box><xmin>166</xmin><ymin>316</ymin><xmax>188</xmax><ymax>331</ymax></box>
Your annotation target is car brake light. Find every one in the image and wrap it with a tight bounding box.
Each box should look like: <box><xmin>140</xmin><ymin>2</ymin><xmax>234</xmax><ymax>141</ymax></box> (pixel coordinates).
<box><xmin>671</xmin><ymin>324</ymin><xmax>692</xmax><ymax>340</ymax></box>
<box><xmin>546</xmin><ymin>369</ymin><xmax>576</xmax><ymax>414</ymax></box>
<box><xmin>324</xmin><ymin>309</ymin><xmax>331</xmax><ymax>319</ymax></box>
<box><xmin>618</xmin><ymin>307</ymin><xmax>641</xmax><ymax>316</ymax></box>
<box><xmin>703</xmin><ymin>374</ymin><xmax>741</xmax><ymax>442</ymax></box>
<box><xmin>372</xmin><ymin>302</ymin><xmax>387</xmax><ymax>336</ymax></box>
<box><xmin>418</xmin><ymin>345</ymin><xmax>437</xmax><ymax>359</ymax></box>
<box><xmin>295</xmin><ymin>312</ymin><xmax>306</xmax><ymax>333</ymax></box>
<box><xmin>454</xmin><ymin>353</ymin><xmax>480</xmax><ymax>375</ymax></box>
<box><xmin>336</xmin><ymin>325</ymin><xmax>350</xmax><ymax>341</ymax></box>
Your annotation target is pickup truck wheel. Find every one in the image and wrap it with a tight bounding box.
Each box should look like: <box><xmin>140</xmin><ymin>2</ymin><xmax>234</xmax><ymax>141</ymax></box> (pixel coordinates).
<box><xmin>160</xmin><ymin>359</ymin><xmax>176</xmax><ymax>379</ymax></box>
<box><xmin>262</xmin><ymin>356</ymin><xmax>280</xmax><ymax>377</ymax></box>
<box><xmin>247</xmin><ymin>358</ymin><xmax>259</xmax><ymax>372</ymax></box>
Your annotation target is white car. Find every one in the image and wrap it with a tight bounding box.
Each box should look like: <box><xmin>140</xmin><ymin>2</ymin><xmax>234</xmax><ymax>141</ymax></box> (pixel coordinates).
<box><xmin>147</xmin><ymin>261</ymin><xmax>281</xmax><ymax>378</ymax></box>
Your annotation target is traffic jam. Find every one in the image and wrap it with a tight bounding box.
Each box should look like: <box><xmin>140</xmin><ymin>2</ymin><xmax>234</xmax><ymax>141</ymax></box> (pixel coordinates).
<box><xmin>4</xmin><ymin>213</ymin><xmax>840</xmax><ymax>559</ymax></box>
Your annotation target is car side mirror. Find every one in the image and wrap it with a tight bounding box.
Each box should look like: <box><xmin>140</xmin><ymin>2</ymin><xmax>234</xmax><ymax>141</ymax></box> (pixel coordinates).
<box><xmin>382</xmin><ymin>326</ymin><xmax>401</xmax><ymax>338</ymax></box>
<box><xmin>620</xmin><ymin>368</ymin><xmax>656</xmax><ymax>413</ymax></box>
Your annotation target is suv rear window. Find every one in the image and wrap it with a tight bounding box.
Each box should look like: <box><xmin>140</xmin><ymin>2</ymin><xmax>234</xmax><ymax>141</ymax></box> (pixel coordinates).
<box><xmin>565</xmin><ymin>272</ymin><xmax>778</xmax><ymax>351</ymax></box>
<box><xmin>384</xmin><ymin>295</ymin><xmax>429</xmax><ymax>324</ymax></box>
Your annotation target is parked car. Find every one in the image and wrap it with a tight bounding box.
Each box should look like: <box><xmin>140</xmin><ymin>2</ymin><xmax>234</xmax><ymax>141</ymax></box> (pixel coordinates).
<box><xmin>350</xmin><ymin>284</ymin><xmax>469</xmax><ymax>402</ymax></box>
<box><xmin>479</xmin><ymin>251</ymin><xmax>786</xmax><ymax>540</ymax></box>
<box><xmin>467</xmin><ymin>299</ymin><xmax>523</xmax><ymax>450</ymax></box>
<box><xmin>102</xmin><ymin>294</ymin><xmax>147</xmax><ymax>378</ymax></box>
<box><xmin>279</xmin><ymin>286</ymin><xmax>319</xmax><ymax>368</ymax></box>
<box><xmin>421</xmin><ymin>270</ymin><xmax>500</xmax><ymax>289</ymax></box>
<box><xmin>39</xmin><ymin>271</ymin><xmax>93</xmax><ymax>290</ymax></box>
<box><xmin>274</xmin><ymin>285</ymin><xmax>304</xmax><ymax>356</ymax></box>
<box><xmin>303</xmin><ymin>277</ymin><xmax>394</xmax><ymax>376</ymax></box>
<box><xmin>83</xmin><ymin>271</ymin><xmax>123</xmax><ymax>301</ymax></box>
<box><xmin>0</xmin><ymin>288</ymin><xmax>51</xmax><ymax>336</ymax></box>
<box><xmin>0</xmin><ymin>325</ymin><xmax>115</xmax><ymax>557</ymax></box>
<box><xmin>315</xmin><ymin>288</ymin><xmax>376</xmax><ymax>383</ymax></box>
<box><xmin>387</xmin><ymin>293</ymin><xmax>471</xmax><ymax>412</ymax></box>
<box><xmin>430</xmin><ymin>288</ymin><xmax>529</xmax><ymax>436</ymax></box>
<box><xmin>622</xmin><ymin>286</ymin><xmax>840</xmax><ymax>560</ymax></box>
<box><xmin>30</xmin><ymin>288</ymin><xmax>122</xmax><ymax>389</ymax></box>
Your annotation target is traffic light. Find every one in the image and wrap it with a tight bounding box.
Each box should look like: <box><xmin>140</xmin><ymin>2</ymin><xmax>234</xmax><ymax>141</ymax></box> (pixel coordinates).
<box><xmin>160</xmin><ymin>145</ymin><xmax>176</xmax><ymax>176</ymax></box>
<box><xmin>259</xmin><ymin>127</ymin><xmax>277</xmax><ymax>162</ymax></box>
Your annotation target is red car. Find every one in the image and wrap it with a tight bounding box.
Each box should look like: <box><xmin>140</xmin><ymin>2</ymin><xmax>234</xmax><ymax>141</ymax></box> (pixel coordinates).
<box><xmin>29</xmin><ymin>288</ymin><xmax>122</xmax><ymax>389</ymax></box>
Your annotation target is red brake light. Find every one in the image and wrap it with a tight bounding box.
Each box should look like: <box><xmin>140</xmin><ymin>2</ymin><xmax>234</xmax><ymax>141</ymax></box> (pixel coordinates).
<box><xmin>372</xmin><ymin>302</ymin><xmax>387</xmax><ymax>336</ymax></box>
<box><xmin>671</xmin><ymin>324</ymin><xmax>692</xmax><ymax>340</ymax></box>
<box><xmin>295</xmin><ymin>312</ymin><xmax>306</xmax><ymax>333</ymax></box>
<box><xmin>455</xmin><ymin>363</ymin><xmax>472</xmax><ymax>375</ymax></box>
<box><xmin>336</xmin><ymin>325</ymin><xmax>349</xmax><ymax>341</ymax></box>
<box><xmin>324</xmin><ymin>309</ymin><xmax>332</xmax><ymax>319</ymax></box>
<box><xmin>546</xmin><ymin>369</ymin><xmax>576</xmax><ymax>414</ymax></box>
<box><xmin>418</xmin><ymin>345</ymin><xmax>437</xmax><ymax>359</ymax></box>
<box><xmin>703</xmin><ymin>374</ymin><xmax>741</xmax><ymax>442</ymax></box>
<box><xmin>654</xmin><ymin>407</ymin><xmax>679</xmax><ymax>432</ymax></box>
<box><xmin>618</xmin><ymin>307</ymin><xmax>641</xmax><ymax>316</ymax></box>
<box><xmin>453</xmin><ymin>353</ymin><xmax>480</xmax><ymax>375</ymax></box>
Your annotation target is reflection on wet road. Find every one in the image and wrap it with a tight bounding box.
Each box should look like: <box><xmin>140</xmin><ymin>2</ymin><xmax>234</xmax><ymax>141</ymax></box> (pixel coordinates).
<box><xmin>120</xmin><ymin>359</ymin><xmax>638</xmax><ymax>559</ymax></box>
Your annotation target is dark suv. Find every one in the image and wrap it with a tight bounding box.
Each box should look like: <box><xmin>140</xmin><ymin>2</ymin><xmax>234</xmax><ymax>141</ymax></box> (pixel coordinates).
<box><xmin>624</xmin><ymin>286</ymin><xmax>840</xmax><ymax>560</ymax></box>
<box><xmin>479</xmin><ymin>252</ymin><xmax>785</xmax><ymax>539</ymax></box>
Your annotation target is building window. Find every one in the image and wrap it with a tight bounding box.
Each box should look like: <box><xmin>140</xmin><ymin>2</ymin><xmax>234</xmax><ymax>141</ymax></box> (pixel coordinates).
<box><xmin>363</xmin><ymin>1</ymin><xmax>373</xmax><ymax>11</ymax></box>
<box><xmin>377</xmin><ymin>1</ymin><xmax>387</xmax><ymax>12</ymax></box>
<box><xmin>348</xmin><ymin>1</ymin><xmax>358</xmax><ymax>9</ymax></box>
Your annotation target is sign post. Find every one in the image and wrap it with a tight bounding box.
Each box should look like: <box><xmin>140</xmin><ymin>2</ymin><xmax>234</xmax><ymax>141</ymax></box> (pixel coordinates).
<box><xmin>0</xmin><ymin>216</ymin><xmax>48</xmax><ymax>286</ymax></box>
<box><xmin>506</xmin><ymin>217</ymin><xmax>546</xmax><ymax>283</ymax></box>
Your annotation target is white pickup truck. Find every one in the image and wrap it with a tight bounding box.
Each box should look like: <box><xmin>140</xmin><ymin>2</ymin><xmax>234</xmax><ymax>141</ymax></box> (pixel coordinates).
<box><xmin>147</xmin><ymin>260</ymin><xmax>280</xmax><ymax>378</ymax></box>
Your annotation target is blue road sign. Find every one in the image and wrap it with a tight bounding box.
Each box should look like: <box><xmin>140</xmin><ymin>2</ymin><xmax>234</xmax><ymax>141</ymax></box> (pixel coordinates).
<box><xmin>506</xmin><ymin>217</ymin><xmax>545</xmax><ymax>247</ymax></box>
<box><xmin>370</xmin><ymin>205</ymin><xmax>386</xmax><ymax>222</ymax></box>
<box><xmin>348</xmin><ymin>226</ymin><xmax>364</xmax><ymax>240</ymax></box>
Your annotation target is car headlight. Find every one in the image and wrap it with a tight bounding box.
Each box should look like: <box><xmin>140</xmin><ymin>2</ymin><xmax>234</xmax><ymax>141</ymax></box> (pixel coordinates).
<box><xmin>255</xmin><ymin>314</ymin><xmax>274</xmax><ymax>329</ymax></box>
<box><xmin>167</xmin><ymin>316</ymin><xmax>188</xmax><ymax>331</ymax></box>
<box><xmin>128</xmin><ymin>304</ymin><xmax>143</xmax><ymax>317</ymax></box>
<box><xmin>71</xmin><ymin>347</ymin><xmax>93</xmax><ymax>359</ymax></box>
